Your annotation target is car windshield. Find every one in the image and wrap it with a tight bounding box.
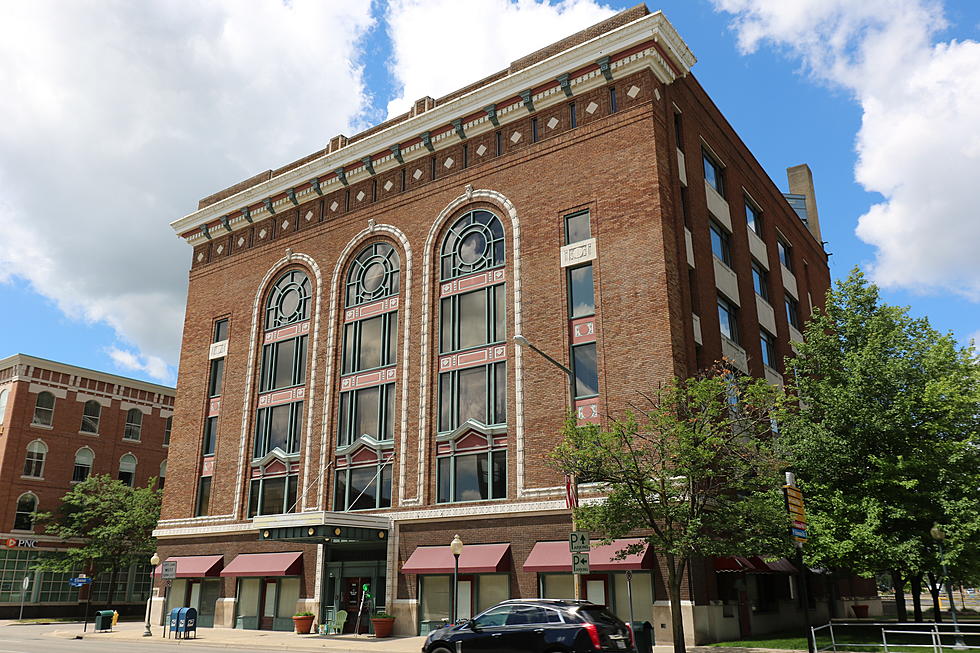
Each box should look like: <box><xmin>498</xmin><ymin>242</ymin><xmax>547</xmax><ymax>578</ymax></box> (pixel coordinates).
<box><xmin>473</xmin><ymin>606</ymin><xmax>512</xmax><ymax>627</ymax></box>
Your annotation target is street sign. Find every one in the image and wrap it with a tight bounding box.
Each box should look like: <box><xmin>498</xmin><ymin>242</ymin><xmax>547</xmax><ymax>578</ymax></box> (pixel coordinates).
<box><xmin>69</xmin><ymin>577</ymin><xmax>92</xmax><ymax>587</ymax></box>
<box><xmin>783</xmin><ymin>484</ymin><xmax>809</xmax><ymax>543</ymax></box>
<box><xmin>161</xmin><ymin>561</ymin><xmax>177</xmax><ymax>580</ymax></box>
<box><xmin>569</xmin><ymin>531</ymin><xmax>590</xmax><ymax>553</ymax></box>
<box><xmin>571</xmin><ymin>552</ymin><xmax>590</xmax><ymax>574</ymax></box>
<box><xmin>22</xmin><ymin>576</ymin><xmax>30</xmax><ymax>591</ymax></box>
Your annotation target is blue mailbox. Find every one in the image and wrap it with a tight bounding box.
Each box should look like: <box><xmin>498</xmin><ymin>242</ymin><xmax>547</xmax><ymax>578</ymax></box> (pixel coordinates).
<box><xmin>173</xmin><ymin>607</ymin><xmax>198</xmax><ymax>639</ymax></box>
<box><xmin>167</xmin><ymin>607</ymin><xmax>181</xmax><ymax>638</ymax></box>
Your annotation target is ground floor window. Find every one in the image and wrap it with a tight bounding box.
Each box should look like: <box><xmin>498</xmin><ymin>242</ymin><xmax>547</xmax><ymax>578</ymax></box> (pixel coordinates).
<box><xmin>0</xmin><ymin>550</ymin><xmax>37</xmax><ymax>602</ymax></box>
<box><xmin>236</xmin><ymin>576</ymin><xmax>301</xmax><ymax>631</ymax></box>
<box><xmin>418</xmin><ymin>573</ymin><xmax>510</xmax><ymax>634</ymax></box>
<box><xmin>539</xmin><ymin>571</ymin><xmax>654</xmax><ymax>621</ymax></box>
<box><xmin>165</xmin><ymin>577</ymin><xmax>222</xmax><ymax>627</ymax></box>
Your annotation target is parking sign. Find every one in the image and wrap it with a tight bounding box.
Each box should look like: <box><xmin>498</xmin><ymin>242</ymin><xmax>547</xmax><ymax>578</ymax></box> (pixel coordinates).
<box><xmin>569</xmin><ymin>531</ymin><xmax>590</xmax><ymax>553</ymax></box>
<box><xmin>572</xmin><ymin>553</ymin><xmax>590</xmax><ymax>574</ymax></box>
<box><xmin>161</xmin><ymin>561</ymin><xmax>177</xmax><ymax>580</ymax></box>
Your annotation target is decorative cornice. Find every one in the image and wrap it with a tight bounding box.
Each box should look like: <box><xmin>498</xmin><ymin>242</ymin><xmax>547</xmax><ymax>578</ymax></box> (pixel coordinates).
<box><xmin>169</xmin><ymin>11</ymin><xmax>694</xmax><ymax>242</ymax></box>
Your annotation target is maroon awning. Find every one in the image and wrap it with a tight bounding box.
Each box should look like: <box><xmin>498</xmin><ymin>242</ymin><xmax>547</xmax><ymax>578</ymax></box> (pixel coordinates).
<box><xmin>714</xmin><ymin>556</ymin><xmax>796</xmax><ymax>573</ymax></box>
<box><xmin>220</xmin><ymin>552</ymin><xmax>303</xmax><ymax>577</ymax></box>
<box><xmin>401</xmin><ymin>544</ymin><xmax>511</xmax><ymax>574</ymax></box>
<box><xmin>755</xmin><ymin>557</ymin><xmax>798</xmax><ymax>574</ymax></box>
<box><xmin>523</xmin><ymin>538</ymin><xmax>653</xmax><ymax>572</ymax></box>
<box><xmin>713</xmin><ymin>556</ymin><xmax>755</xmax><ymax>573</ymax></box>
<box><xmin>153</xmin><ymin>555</ymin><xmax>223</xmax><ymax>578</ymax></box>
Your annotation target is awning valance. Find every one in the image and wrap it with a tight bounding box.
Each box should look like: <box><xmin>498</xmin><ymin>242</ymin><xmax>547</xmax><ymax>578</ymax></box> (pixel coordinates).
<box><xmin>220</xmin><ymin>552</ymin><xmax>303</xmax><ymax>577</ymax></box>
<box><xmin>401</xmin><ymin>543</ymin><xmax>511</xmax><ymax>574</ymax></box>
<box><xmin>522</xmin><ymin>538</ymin><xmax>653</xmax><ymax>573</ymax></box>
<box><xmin>153</xmin><ymin>555</ymin><xmax>224</xmax><ymax>578</ymax></box>
<box><xmin>714</xmin><ymin>556</ymin><xmax>797</xmax><ymax>574</ymax></box>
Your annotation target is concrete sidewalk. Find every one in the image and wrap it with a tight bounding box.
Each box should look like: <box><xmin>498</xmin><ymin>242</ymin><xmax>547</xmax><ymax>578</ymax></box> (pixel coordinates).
<box><xmin>48</xmin><ymin>619</ymin><xmax>427</xmax><ymax>652</ymax></box>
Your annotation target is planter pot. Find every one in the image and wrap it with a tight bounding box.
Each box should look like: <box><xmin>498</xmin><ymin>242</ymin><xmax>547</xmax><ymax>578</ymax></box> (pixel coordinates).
<box><xmin>293</xmin><ymin>615</ymin><xmax>315</xmax><ymax>634</ymax></box>
<box><xmin>851</xmin><ymin>604</ymin><xmax>870</xmax><ymax>618</ymax></box>
<box><xmin>371</xmin><ymin>617</ymin><xmax>396</xmax><ymax>638</ymax></box>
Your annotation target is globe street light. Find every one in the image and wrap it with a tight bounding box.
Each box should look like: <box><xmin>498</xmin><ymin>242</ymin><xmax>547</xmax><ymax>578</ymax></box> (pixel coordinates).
<box><xmin>930</xmin><ymin>524</ymin><xmax>965</xmax><ymax>649</ymax></box>
<box><xmin>143</xmin><ymin>552</ymin><xmax>161</xmax><ymax>637</ymax></box>
<box><xmin>450</xmin><ymin>535</ymin><xmax>464</xmax><ymax>623</ymax></box>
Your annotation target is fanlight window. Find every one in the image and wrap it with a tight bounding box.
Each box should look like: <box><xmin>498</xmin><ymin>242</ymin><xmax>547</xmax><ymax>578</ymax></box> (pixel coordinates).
<box><xmin>119</xmin><ymin>454</ymin><xmax>137</xmax><ymax>487</ymax></box>
<box><xmin>73</xmin><ymin>447</ymin><xmax>94</xmax><ymax>482</ymax></box>
<box><xmin>81</xmin><ymin>400</ymin><xmax>101</xmax><ymax>434</ymax></box>
<box><xmin>265</xmin><ymin>270</ymin><xmax>311</xmax><ymax>329</ymax></box>
<box><xmin>14</xmin><ymin>493</ymin><xmax>37</xmax><ymax>531</ymax></box>
<box><xmin>23</xmin><ymin>440</ymin><xmax>47</xmax><ymax>478</ymax></box>
<box><xmin>346</xmin><ymin>243</ymin><xmax>400</xmax><ymax>307</ymax></box>
<box><xmin>440</xmin><ymin>210</ymin><xmax>505</xmax><ymax>281</ymax></box>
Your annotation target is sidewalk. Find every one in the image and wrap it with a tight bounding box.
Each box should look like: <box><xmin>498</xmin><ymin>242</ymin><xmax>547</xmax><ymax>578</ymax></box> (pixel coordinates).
<box><xmin>49</xmin><ymin>620</ymin><xmax>427</xmax><ymax>652</ymax></box>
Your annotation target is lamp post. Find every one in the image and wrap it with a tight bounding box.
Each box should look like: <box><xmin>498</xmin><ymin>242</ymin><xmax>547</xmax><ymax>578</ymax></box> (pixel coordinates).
<box><xmin>450</xmin><ymin>534</ymin><xmax>464</xmax><ymax>623</ymax></box>
<box><xmin>143</xmin><ymin>552</ymin><xmax>160</xmax><ymax>637</ymax></box>
<box><xmin>513</xmin><ymin>334</ymin><xmax>582</xmax><ymax>600</ymax></box>
<box><xmin>931</xmin><ymin>524</ymin><xmax>965</xmax><ymax>649</ymax></box>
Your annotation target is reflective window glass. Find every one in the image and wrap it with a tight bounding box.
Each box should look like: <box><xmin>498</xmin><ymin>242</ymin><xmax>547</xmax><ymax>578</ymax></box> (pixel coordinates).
<box><xmin>568</xmin><ymin>264</ymin><xmax>595</xmax><ymax>317</ymax></box>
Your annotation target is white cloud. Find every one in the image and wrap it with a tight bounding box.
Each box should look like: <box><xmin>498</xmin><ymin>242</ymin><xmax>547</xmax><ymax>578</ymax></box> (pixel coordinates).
<box><xmin>0</xmin><ymin>1</ymin><xmax>375</xmax><ymax>374</ymax></box>
<box><xmin>712</xmin><ymin>0</ymin><xmax>980</xmax><ymax>300</ymax></box>
<box><xmin>107</xmin><ymin>347</ymin><xmax>172</xmax><ymax>384</ymax></box>
<box><xmin>384</xmin><ymin>0</ymin><xmax>616</xmax><ymax>118</ymax></box>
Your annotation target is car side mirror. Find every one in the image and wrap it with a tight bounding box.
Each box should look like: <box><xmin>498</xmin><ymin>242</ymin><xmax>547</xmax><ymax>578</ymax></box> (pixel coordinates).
<box><xmin>468</xmin><ymin>620</ymin><xmax>481</xmax><ymax>632</ymax></box>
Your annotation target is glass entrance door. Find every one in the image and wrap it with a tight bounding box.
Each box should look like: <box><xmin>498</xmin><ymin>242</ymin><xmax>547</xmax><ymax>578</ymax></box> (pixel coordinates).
<box><xmin>259</xmin><ymin>580</ymin><xmax>277</xmax><ymax>630</ymax></box>
<box><xmin>341</xmin><ymin>576</ymin><xmax>371</xmax><ymax>633</ymax></box>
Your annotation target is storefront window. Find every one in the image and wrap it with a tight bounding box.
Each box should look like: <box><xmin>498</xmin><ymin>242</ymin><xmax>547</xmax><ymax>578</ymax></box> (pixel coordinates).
<box><xmin>419</xmin><ymin>576</ymin><xmax>450</xmax><ymax>632</ymax></box>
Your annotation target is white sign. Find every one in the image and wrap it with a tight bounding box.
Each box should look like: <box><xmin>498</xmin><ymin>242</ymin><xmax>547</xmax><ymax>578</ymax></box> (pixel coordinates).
<box><xmin>22</xmin><ymin>576</ymin><xmax>30</xmax><ymax>591</ymax></box>
<box><xmin>569</xmin><ymin>531</ymin><xmax>590</xmax><ymax>553</ymax></box>
<box><xmin>161</xmin><ymin>561</ymin><xmax>177</xmax><ymax>580</ymax></box>
<box><xmin>572</xmin><ymin>552</ymin><xmax>591</xmax><ymax>575</ymax></box>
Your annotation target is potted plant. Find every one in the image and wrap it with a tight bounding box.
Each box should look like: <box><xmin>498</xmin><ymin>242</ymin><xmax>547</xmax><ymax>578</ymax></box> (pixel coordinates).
<box><xmin>292</xmin><ymin>611</ymin><xmax>315</xmax><ymax>634</ymax></box>
<box><xmin>370</xmin><ymin>611</ymin><xmax>396</xmax><ymax>638</ymax></box>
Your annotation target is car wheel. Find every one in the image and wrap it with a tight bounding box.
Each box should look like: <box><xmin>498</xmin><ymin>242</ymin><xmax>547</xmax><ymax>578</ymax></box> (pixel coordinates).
<box><xmin>429</xmin><ymin>646</ymin><xmax>454</xmax><ymax>653</ymax></box>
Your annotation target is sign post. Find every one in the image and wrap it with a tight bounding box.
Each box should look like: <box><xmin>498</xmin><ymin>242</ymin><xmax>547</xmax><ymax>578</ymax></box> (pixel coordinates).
<box><xmin>784</xmin><ymin>473</ymin><xmax>814</xmax><ymax>653</ymax></box>
<box><xmin>19</xmin><ymin>575</ymin><xmax>30</xmax><ymax>621</ymax></box>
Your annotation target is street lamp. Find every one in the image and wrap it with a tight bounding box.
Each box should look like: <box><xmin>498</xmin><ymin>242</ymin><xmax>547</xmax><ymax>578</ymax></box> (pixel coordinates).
<box><xmin>450</xmin><ymin>535</ymin><xmax>464</xmax><ymax>623</ymax></box>
<box><xmin>143</xmin><ymin>552</ymin><xmax>160</xmax><ymax>637</ymax></box>
<box><xmin>513</xmin><ymin>334</ymin><xmax>582</xmax><ymax>600</ymax></box>
<box><xmin>930</xmin><ymin>524</ymin><xmax>965</xmax><ymax>649</ymax></box>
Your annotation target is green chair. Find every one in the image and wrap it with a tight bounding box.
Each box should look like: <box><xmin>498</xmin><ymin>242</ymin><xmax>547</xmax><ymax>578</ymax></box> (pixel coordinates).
<box><xmin>329</xmin><ymin>609</ymin><xmax>348</xmax><ymax>635</ymax></box>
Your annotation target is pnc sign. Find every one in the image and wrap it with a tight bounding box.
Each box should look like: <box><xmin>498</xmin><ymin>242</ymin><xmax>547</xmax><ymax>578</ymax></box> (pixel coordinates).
<box><xmin>4</xmin><ymin>538</ymin><xmax>38</xmax><ymax>549</ymax></box>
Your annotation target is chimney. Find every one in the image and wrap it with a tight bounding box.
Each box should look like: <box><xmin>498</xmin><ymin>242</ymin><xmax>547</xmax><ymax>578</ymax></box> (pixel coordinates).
<box><xmin>410</xmin><ymin>96</ymin><xmax>436</xmax><ymax>118</ymax></box>
<box><xmin>328</xmin><ymin>135</ymin><xmax>349</xmax><ymax>153</ymax></box>
<box><xmin>786</xmin><ymin>164</ymin><xmax>822</xmax><ymax>242</ymax></box>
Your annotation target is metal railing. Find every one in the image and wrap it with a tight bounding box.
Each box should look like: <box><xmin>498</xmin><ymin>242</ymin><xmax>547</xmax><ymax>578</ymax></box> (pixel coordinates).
<box><xmin>812</xmin><ymin>621</ymin><xmax>980</xmax><ymax>653</ymax></box>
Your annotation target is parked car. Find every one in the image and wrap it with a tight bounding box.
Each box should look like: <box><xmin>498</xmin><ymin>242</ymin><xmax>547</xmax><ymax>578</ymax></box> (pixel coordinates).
<box><xmin>422</xmin><ymin>599</ymin><xmax>636</xmax><ymax>653</ymax></box>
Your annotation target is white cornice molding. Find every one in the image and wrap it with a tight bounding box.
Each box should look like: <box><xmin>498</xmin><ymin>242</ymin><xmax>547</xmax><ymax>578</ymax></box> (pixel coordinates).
<box><xmin>0</xmin><ymin>354</ymin><xmax>175</xmax><ymax>396</ymax></box>
<box><xmin>170</xmin><ymin>11</ymin><xmax>694</xmax><ymax>240</ymax></box>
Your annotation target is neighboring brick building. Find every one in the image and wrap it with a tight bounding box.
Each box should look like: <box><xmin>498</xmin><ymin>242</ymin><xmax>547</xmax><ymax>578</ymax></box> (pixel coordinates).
<box><xmin>155</xmin><ymin>5</ymin><xmax>877</xmax><ymax>642</ymax></box>
<box><xmin>0</xmin><ymin>354</ymin><xmax>173</xmax><ymax>618</ymax></box>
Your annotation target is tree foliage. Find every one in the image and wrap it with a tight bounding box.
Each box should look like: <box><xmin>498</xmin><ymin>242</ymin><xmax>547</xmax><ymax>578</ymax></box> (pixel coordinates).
<box><xmin>34</xmin><ymin>474</ymin><xmax>161</xmax><ymax>603</ymax></box>
<box><xmin>781</xmin><ymin>268</ymin><xmax>980</xmax><ymax>620</ymax></box>
<box><xmin>552</xmin><ymin>365</ymin><xmax>791</xmax><ymax>653</ymax></box>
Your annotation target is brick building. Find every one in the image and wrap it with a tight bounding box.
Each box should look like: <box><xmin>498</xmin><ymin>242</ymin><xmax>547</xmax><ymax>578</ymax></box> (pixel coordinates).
<box><xmin>155</xmin><ymin>5</ymin><xmax>877</xmax><ymax>642</ymax></box>
<box><xmin>0</xmin><ymin>354</ymin><xmax>173</xmax><ymax>618</ymax></box>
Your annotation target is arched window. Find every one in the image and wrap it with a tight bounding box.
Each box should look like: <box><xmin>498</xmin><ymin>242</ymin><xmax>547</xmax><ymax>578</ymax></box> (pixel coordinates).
<box><xmin>73</xmin><ymin>447</ymin><xmax>94</xmax><ymax>482</ymax></box>
<box><xmin>81</xmin><ymin>400</ymin><xmax>101</xmax><ymax>434</ymax></box>
<box><xmin>163</xmin><ymin>416</ymin><xmax>172</xmax><ymax>446</ymax></box>
<box><xmin>119</xmin><ymin>454</ymin><xmax>137</xmax><ymax>487</ymax></box>
<box><xmin>123</xmin><ymin>408</ymin><xmax>143</xmax><ymax>440</ymax></box>
<box><xmin>23</xmin><ymin>440</ymin><xmax>47</xmax><ymax>478</ymax></box>
<box><xmin>436</xmin><ymin>210</ymin><xmax>508</xmax><ymax>503</ymax></box>
<box><xmin>33</xmin><ymin>391</ymin><xmax>55</xmax><ymax>426</ymax></box>
<box><xmin>0</xmin><ymin>388</ymin><xmax>8</xmax><ymax>424</ymax></box>
<box><xmin>250</xmin><ymin>268</ymin><xmax>312</xmax><ymax>517</ymax></box>
<box><xmin>159</xmin><ymin>460</ymin><xmax>167</xmax><ymax>490</ymax></box>
<box><xmin>345</xmin><ymin>242</ymin><xmax>400</xmax><ymax>307</ymax></box>
<box><xmin>13</xmin><ymin>493</ymin><xmax>37</xmax><ymax>531</ymax></box>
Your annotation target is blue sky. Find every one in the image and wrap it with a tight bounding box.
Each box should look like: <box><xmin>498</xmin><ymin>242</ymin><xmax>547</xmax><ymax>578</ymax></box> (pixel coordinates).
<box><xmin>0</xmin><ymin>0</ymin><xmax>977</xmax><ymax>384</ymax></box>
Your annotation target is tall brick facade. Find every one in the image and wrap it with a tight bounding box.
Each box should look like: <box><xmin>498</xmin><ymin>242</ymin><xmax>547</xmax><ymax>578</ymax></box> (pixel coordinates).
<box><xmin>0</xmin><ymin>354</ymin><xmax>173</xmax><ymax>617</ymax></box>
<box><xmin>156</xmin><ymin>6</ymin><xmax>872</xmax><ymax>643</ymax></box>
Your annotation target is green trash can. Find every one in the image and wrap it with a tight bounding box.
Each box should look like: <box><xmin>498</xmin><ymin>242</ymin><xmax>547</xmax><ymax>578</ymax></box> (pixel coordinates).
<box><xmin>630</xmin><ymin>621</ymin><xmax>653</xmax><ymax>653</ymax></box>
<box><xmin>94</xmin><ymin>610</ymin><xmax>115</xmax><ymax>632</ymax></box>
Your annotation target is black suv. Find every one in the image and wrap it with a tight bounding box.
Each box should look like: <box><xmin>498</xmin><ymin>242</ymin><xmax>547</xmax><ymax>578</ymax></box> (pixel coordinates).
<box><xmin>422</xmin><ymin>599</ymin><xmax>636</xmax><ymax>653</ymax></box>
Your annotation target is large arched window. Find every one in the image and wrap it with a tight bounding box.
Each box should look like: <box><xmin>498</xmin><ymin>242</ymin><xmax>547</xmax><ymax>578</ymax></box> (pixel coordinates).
<box><xmin>33</xmin><ymin>391</ymin><xmax>55</xmax><ymax>426</ymax></box>
<box><xmin>23</xmin><ymin>440</ymin><xmax>47</xmax><ymax>478</ymax></box>
<box><xmin>0</xmin><ymin>388</ymin><xmax>8</xmax><ymax>424</ymax></box>
<box><xmin>436</xmin><ymin>209</ymin><xmax>508</xmax><ymax>503</ymax></box>
<box><xmin>73</xmin><ymin>447</ymin><xmax>94</xmax><ymax>482</ymax></box>
<box><xmin>249</xmin><ymin>268</ymin><xmax>312</xmax><ymax>517</ymax></box>
<box><xmin>334</xmin><ymin>243</ymin><xmax>400</xmax><ymax>511</ymax></box>
<box><xmin>123</xmin><ymin>408</ymin><xmax>143</xmax><ymax>440</ymax></box>
<box><xmin>13</xmin><ymin>493</ymin><xmax>37</xmax><ymax>531</ymax></box>
<box><xmin>119</xmin><ymin>453</ymin><xmax>137</xmax><ymax>487</ymax></box>
<box><xmin>159</xmin><ymin>460</ymin><xmax>167</xmax><ymax>490</ymax></box>
<box><xmin>81</xmin><ymin>400</ymin><xmax>101</xmax><ymax>434</ymax></box>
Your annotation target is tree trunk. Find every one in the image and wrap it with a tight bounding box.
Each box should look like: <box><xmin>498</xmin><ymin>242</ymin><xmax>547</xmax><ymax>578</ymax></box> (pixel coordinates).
<box><xmin>911</xmin><ymin>573</ymin><xmax>923</xmax><ymax>622</ymax></box>
<box><xmin>891</xmin><ymin>570</ymin><xmax>907</xmax><ymax>622</ymax></box>
<box><xmin>665</xmin><ymin>553</ymin><xmax>687</xmax><ymax>653</ymax></box>
<box><xmin>927</xmin><ymin>572</ymin><xmax>943</xmax><ymax>623</ymax></box>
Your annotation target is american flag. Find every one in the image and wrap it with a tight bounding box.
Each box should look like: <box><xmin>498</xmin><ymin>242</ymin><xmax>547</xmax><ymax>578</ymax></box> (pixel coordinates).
<box><xmin>565</xmin><ymin>474</ymin><xmax>579</xmax><ymax>510</ymax></box>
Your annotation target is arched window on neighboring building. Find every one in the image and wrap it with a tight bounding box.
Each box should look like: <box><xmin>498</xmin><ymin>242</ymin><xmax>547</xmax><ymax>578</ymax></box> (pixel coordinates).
<box><xmin>13</xmin><ymin>493</ymin><xmax>37</xmax><ymax>531</ymax></box>
<box><xmin>0</xmin><ymin>388</ymin><xmax>9</xmax><ymax>424</ymax></box>
<box><xmin>436</xmin><ymin>209</ymin><xmax>508</xmax><ymax>503</ymax></box>
<box><xmin>23</xmin><ymin>440</ymin><xmax>47</xmax><ymax>478</ymax></box>
<box><xmin>333</xmin><ymin>242</ymin><xmax>400</xmax><ymax>511</ymax></box>
<box><xmin>163</xmin><ymin>416</ymin><xmax>172</xmax><ymax>446</ymax></box>
<box><xmin>73</xmin><ymin>447</ymin><xmax>94</xmax><ymax>482</ymax></box>
<box><xmin>81</xmin><ymin>400</ymin><xmax>101</xmax><ymax>434</ymax></box>
<box><xmin>123</xmin><ymin>408</ymin><xmax>143</xmax><ymax>441</ymax></box>
<box><xmin>119</xmin><ymin>453</ymin><xmax>137</xmax><ymax>487</ymax></box>
<box><xmin>158</xmin><ymin>460</ymin><xmax>167</xmax><ymax>490</ymax></box>
<box><xmin>33</xmin><ymin>391</ymin><xmax>55</xmax><ymax>426</ymax></box>
<box><xmin>247</xmin><ymin>268</ymin><xmax>312</xmax><ymax>517</ymax></box>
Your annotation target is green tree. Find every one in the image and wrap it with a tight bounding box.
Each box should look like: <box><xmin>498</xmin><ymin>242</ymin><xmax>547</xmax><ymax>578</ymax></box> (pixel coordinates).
<box><xmin>552</xmin><ymin>366</ymin><xmax>791</xmax><ymax>653</ymax></box>
<box><xmin>34</xmin><ymin>474</ymin><xmax>161</xmax><ymax>604</ymax></box>
<box><xmin>781</xmin><ymin>268</ymin><xmax>980</xmax><ymax>621</ymax></box>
